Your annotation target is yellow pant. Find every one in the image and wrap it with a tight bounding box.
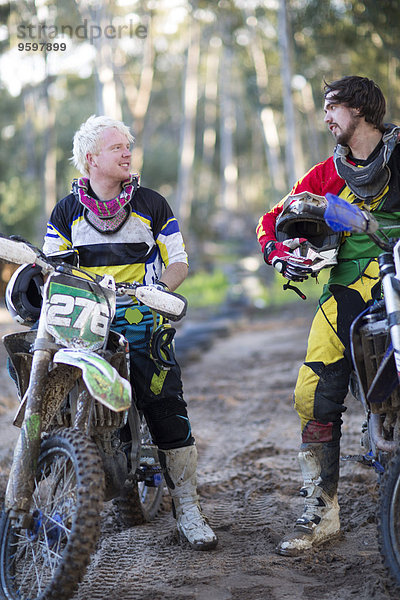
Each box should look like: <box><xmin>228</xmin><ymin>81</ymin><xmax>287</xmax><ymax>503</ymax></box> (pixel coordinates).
<box><xmin>294</xmin><ymin>259</ymin><xmax>380</xmax><ymax>443</ymax></box>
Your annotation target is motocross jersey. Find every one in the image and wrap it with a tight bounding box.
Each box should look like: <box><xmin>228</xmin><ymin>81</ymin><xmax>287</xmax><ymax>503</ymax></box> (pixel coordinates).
<box><xmin>43</xmin><ymin>184</ymin><xmax>188</xmax><ymax>286</ymax></box>
<box><xmin>257</xmin><ymin>141</ymin><xmax>400</xmax><ymax>273</ymax></box>
<box><xmin>257</xmin><ymin>136</ymin><xmax>400</xmax><ymax>444</ymax></box>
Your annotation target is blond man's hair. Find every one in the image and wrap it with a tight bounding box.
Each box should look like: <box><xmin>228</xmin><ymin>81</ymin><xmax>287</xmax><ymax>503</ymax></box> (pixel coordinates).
<box><xmin>72</xmin><ymin>115</ymin><xmax>135</xmax><ymax>176</ymax></box>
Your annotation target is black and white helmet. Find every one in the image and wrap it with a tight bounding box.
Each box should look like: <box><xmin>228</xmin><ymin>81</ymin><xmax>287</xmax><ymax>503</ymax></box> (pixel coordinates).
<box><xmin>275</xmin><ymin>192</ymin><xmax>341</xmax><ymax>273</ymax></box>
<box><xmin>5</xmin><ymin>263</ymin><xmax>44</xmax><ymax>326</ymax></box>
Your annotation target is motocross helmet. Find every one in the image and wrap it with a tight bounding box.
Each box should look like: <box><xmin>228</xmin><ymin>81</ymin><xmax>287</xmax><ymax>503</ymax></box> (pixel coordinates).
<box><xmin>275</xmin><ymin>191</ymin><xmax>341</xmax><ymax>273</ymax></box>
<box><xmin>5</xmin><ymin>263</ymin><xmax>44</xmax><ymax>326</ymax></box>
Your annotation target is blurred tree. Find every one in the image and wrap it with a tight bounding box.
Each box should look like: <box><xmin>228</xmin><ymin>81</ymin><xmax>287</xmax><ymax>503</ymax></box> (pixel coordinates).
<box><xmin>75</xmin><ymin>0</ymin><xmax>121</xmax><ymax>119</ymax></box>
<box><xmin>175</xmin><ymin>9</ymin><xmax>200</xmax><ymax>226</ymax></box>
<box><xmin>0</xmin><ymin>0</ymin><xmax>399</xmax><ymax>257</ymax></box>
<box><xmin>245</xmin><ymin>10</ymin><xmax>285</xmax><ymax>196</ymax></box>
<box><xmin>122</xmin><ymin>2</ymin><xmax>154</xmax><ymax>174</ymax></box>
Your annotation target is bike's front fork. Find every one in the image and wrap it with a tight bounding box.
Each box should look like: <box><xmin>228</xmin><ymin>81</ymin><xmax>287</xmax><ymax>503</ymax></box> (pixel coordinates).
<box><xmin>4</xmin><ymin>323</ymin><xmax>52</xmax><ymax>520</ymax></box>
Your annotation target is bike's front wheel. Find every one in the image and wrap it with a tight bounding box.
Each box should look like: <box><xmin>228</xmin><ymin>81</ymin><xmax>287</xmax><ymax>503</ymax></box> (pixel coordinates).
<box><xmin>377</xmin><ymin>445</ymin><xmax>400</xmax><ymax>588</ymax></box>
<box><xmin>0</xmin><ymin>428</ymin><xmax>104</xmax><ymax>600</ymax></box>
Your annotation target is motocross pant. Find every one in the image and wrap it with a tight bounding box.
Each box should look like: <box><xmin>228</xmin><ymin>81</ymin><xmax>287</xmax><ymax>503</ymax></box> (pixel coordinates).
<box><xmin>294</xmin><ymin>258</ymin><xmax>381</xmax><ymax>444</ymax></box>
<box><xmin>112</xmin><ymin>304</ymin><xmax>194</xmax><ymax>450</ymax></box>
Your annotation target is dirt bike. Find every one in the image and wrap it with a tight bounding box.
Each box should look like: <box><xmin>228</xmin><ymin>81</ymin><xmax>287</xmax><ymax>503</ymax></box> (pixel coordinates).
<box><xmin>0</xmin><ymin>235</ymin><xmax>187</xmax><ymax>600</ymax></box>
<box><xmin>324</xmin><ymin>193</ymin><xmax>400</xmax><ymax>588</ymax></box>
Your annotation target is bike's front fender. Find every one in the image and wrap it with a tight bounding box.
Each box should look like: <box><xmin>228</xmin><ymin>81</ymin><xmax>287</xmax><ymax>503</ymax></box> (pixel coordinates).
<box><xmin>53</xmin><ymin>348</ymin><xmax>131</xmax><ymax>411</ymax></box>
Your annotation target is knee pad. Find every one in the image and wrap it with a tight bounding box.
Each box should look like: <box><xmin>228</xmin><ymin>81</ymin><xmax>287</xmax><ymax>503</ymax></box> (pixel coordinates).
<box><xmin>142</xmin><ymin>396</ymin><xmax>194</xmax><ymax>449</ymax></box>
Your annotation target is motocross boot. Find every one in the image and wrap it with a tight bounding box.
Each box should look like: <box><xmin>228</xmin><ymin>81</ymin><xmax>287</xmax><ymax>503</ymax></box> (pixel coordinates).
<box><xmin>159</xmin><ymin>445</ymin><xmax>218</xmax><ymax>551</ymax></box>
<box><xmin>276</xmin><ymin>441</ymin><xmax>340</xmax><ymax>556</ymax></box>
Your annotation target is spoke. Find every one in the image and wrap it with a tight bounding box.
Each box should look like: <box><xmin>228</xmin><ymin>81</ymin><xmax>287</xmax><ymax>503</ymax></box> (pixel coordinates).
<box><xmin>33</xmin><ymin>456</ymin><xmax>75</xmax><ymax>514</ymax></box>
<box><xmin>5</xmin><ymin>449</ymin><xmax>76</xmax><ymax>597</ymax></box>
<box><xmin>14</xmin><ymin>534</ymin><xmax>44</xmax><ymax>596</ymax></box>
<box><xmin>9</xmin><ymin>535</ymin><xmax>36</xmax><ymax>593</ymax></box>
<box><xmin>32</xmin><ymin>464</ymin><xmax>76</xmax><ymax>525</ymax></box>
<box><xmin>27</xmin><ymin>540</ymin><xmax>46</xmax><ymax>595</ymax></box>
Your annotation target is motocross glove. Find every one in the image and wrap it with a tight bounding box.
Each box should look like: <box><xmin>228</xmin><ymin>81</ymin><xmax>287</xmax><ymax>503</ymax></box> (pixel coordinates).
<box><xmin>150</xmin><ymin>280</ymin><xmax>170</xmax><ymax>292</ymax></box>
<box><xmin>263</xmin><ymin>238</ymin><xmax>313</xmax><ymax>282</ymax></box>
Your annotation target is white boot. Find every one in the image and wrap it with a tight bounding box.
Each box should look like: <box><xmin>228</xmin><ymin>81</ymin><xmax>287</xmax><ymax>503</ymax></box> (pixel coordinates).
<box><xmin>160</xmin><ymin>445</ymin><xmax>218</xmax><ymax>550</ymax></box>
<box><xmin>276</xmin><ymin>447</ymin><xmax>340</xmax><ymax>556</ymax></box>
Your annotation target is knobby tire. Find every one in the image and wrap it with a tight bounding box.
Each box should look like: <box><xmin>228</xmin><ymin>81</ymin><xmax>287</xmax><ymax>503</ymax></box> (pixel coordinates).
<box><xmin>113</xmin><ymin>418</ymin><xmax>163</xmax><ymax>526</ymax></box>
<box><xmin>377</xmin><ymin>445</ymin><xmax>400</xmax><ymax>589</ymax></box>
<box><xmin>0</xmin><ymin>428</ymin><xmax>104</xmax><ymax>600</ymax></box>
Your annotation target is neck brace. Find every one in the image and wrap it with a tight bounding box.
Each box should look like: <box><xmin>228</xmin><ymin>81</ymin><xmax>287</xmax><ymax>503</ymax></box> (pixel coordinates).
<box><xmin>72</xmin><ymin>174</ymin><xmax>139</xmax><ymax>234</ymax></box>
<box><xmin>333</xmin><ymin>125</ymin><xmax>400</xmax><ymax>202</ymax></box>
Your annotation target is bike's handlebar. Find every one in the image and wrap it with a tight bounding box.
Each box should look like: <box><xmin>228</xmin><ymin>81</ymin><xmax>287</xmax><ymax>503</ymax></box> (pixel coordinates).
<box><xmin>0</xmin><ymin>235</ymin><xmax>187</xmax><ymax>321</ymax></box>
<box><xmin>324</xmin><ymin>193</ymin><xmax>394</xmax><ymax>252</ymax></box>
<box><xmin>0</xmin><ymin>234</ymin><xmax>53</xmax><ymax>272</ymax></box>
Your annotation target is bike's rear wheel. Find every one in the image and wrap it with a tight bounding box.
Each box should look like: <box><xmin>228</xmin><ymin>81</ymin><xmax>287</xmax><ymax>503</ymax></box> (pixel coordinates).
<box><xmin>377</xmin><ymin>445</ymin><xmax>400</xmax><ymax>588</ymax></box>
<box><xmin>0</xmin><ymin>428</ymin><xmax>104</xmax><ymax>600</ymax></box>
<box><xmin>113</xmin><ymin>418</ymin><xmax>164</xmax><ymax>526</ymax></box>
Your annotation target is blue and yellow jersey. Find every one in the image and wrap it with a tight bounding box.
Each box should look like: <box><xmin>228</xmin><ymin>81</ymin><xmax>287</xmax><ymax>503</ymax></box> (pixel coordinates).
<box><xmin>43</xmin><ymin>185</ymin><xmax>188</xmax><ymax>285</ymax></box>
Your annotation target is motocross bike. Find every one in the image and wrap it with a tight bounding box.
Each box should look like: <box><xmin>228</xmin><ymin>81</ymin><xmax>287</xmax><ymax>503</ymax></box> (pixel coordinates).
<box><xmin>0</xmin><ymin>235</ymin><xmax>187</xmax><ymax>600</ymax></box>
<box><xmin>324</xmin><ymin>193</ymin><xmax>400</xmax><ymax>588</ymax></box>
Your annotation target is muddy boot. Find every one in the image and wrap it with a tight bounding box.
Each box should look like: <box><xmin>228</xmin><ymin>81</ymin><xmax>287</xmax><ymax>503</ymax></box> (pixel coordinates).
<box><xmin>276</xmin><ymin>442</ymin><xmax>340</xmax><ymax>556</ymax></box>
<box><xmin>159</xmin><ymin>445</ymin><xmax>218</xmax><ymax>551</ymax></box>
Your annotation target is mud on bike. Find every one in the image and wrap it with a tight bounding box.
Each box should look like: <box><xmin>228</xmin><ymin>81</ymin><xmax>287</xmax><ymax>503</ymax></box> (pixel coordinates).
<box><xmin>0</xmin><ymin>234</ymin><xmax>186</xmax><ymax>600</ymax></box>
<box><xmin>324</xmin><ymin>193</ymin><xmax>400</xmax><ymax>588</ymax></box>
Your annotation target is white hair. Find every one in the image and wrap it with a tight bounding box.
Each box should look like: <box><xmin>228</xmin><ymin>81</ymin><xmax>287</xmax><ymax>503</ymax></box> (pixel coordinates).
<box><xmin>72</xmin><ymin>115</ymin><xmax>135</xmax><ymax>176</ymax></box>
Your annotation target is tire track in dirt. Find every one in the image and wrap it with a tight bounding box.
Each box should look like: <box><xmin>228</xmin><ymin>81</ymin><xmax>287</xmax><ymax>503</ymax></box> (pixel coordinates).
<box><xmin>0</xmin><ymin>303</ymin><xmax>396</xmax><ymax>599</ymax></box>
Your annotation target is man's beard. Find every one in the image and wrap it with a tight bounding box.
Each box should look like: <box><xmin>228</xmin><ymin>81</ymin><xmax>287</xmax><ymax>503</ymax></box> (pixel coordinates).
<box><xmin>334</xmin><ymin>115</ymin><xmax>359</xmax><ymax>146</ymax></box>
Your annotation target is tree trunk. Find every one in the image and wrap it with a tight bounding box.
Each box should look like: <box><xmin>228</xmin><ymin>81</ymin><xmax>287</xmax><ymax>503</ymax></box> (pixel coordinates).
<box><xmin>175</xmin><ymin>18</ymin><xmax>200</xmax><ymax>227</ymax></box>
<box><xmin>298</xmin><ymin>80</ymin><xmax>321</xmax><ymax>166</ymax></box>
<box><xmin>42</xmin><ymin>79</ymin><xmax>57</xmax><ymax>222</ymax></box>
<box><xmin>219</xmin><ymin>44</ymin><xmax>238</xmax><ymax>211</ymax></box>
<box><xmin>247</xmin><ymin>17</ymin><xmax>285</xmax><ymax>195</ymax></box>
<box><xmin>76</xmin><ymin>0</ymin><xmax>121</xmax><ymax>119</ymax></box>
<box><xmin>123</xmin><ymin>10</ymin><xmax>154</xmax><ymax>175</ymax></box>
<box><xmin>278</xmin><ymin>0</ymin><xmax>300</xmax><ymax>188</ymax></box>
<box><xmin>38</xmin><ymin>74</ymin><xmax>57</xmax><ymax>239</ymax></box>
<box><xmin>199</xmin><ymin>36</ymin><xmax>220</xmax><ymax>209</ymax></box>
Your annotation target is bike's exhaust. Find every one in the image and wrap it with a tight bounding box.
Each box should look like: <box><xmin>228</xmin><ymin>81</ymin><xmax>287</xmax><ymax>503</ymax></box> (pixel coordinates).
<box><xmin>370</xmin><ymin>413</ymin><xmax>398</xmax><ymax>453</ymax></box>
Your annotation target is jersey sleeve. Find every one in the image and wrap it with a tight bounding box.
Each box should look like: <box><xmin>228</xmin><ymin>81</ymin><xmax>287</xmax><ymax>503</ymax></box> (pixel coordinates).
<box><xmin>256</xmin><ymin>157</ymin><xmax>343</xmax><ymax>252</ymax></box>
<box><xmin>42</xmin><ymin>195</ymin><xmax>74</xmax><ymax>256</ymax></box>
<box><xmin>149</xmin><ymin>191</ymin><xmax>188</xmax><ymax>267</ymax></box>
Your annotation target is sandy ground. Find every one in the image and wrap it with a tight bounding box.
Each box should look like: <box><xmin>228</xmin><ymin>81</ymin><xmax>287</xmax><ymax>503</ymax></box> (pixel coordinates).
<box><xmin>0</xmin><ymin>302</ymin><xmax>397</xmax><ymax>600</ymax></box>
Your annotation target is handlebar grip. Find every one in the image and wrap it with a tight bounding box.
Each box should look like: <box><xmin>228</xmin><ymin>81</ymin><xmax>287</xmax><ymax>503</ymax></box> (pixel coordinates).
<box><xmin>0</xmin><ymin>234</ymin><xmax>52</xmax><ymax>272</ymax></box>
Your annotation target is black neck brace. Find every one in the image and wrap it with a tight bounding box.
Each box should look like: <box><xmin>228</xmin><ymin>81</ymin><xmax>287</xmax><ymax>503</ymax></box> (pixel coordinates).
<box><xmin>333</xmin><ymin>125</ymin><xmax>400</xmax><ymax>203</ymax></box>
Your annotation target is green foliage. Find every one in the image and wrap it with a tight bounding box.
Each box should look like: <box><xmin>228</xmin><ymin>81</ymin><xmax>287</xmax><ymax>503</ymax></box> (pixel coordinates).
<box><xmin>0</xmin><ymin>176</ymin><xmax>39</xmax><ymax>239</ymax></box>
<box><xmin>179</xmin><ymin>264</ymin><xmax>329</xmax><ymax>313</ymax></box>
<box><xmin>179</xmin><ymin>268</ymin><xmax>229</xmax><ymax>308</ymax></box>
<box><xmin>256</xmin><ymin>268</ymin><xmax>330</xmax><ymax>308</ymax></box>
<box><xmin>140</xmin><ymin>140</ymin><xmax>179</xmax><ymax>190</ymax></box>
<box><xmin>291</xmin><ymin>0</ymin><xmax>400</xmax><ymax>118</ymax></box>
<box><xmin>1</xmin><ymin>0</ymin><xmax>400</xmax><ymax>298</ymax></box>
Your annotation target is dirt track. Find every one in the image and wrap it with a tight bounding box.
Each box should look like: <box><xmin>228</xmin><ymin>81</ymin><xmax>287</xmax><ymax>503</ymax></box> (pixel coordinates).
<box><xmin>0</xmin><ymin>302</ymin><xmax>396</xmax><ymax>599</ymax></box>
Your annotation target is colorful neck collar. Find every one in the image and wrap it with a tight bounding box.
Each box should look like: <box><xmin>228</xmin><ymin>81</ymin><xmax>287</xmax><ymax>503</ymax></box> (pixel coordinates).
<box><xmin>72</xmin><ymin>174</ymin><xmax>139</xmax><ymax>218</ymax></box>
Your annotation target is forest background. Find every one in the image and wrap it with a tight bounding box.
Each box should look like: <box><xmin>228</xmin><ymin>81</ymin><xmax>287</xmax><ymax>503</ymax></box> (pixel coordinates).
<box><xmin>0</xmin><ymin>0</ymin><xmax>400</xmax><ymax>309</ymax></box>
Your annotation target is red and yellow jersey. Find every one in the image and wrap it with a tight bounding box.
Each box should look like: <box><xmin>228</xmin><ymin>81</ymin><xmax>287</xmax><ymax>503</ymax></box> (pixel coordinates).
<box><xmin>256</xmin><ymin>145</ymin><xmax>400</xmax><ymax>261</ymax></box>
